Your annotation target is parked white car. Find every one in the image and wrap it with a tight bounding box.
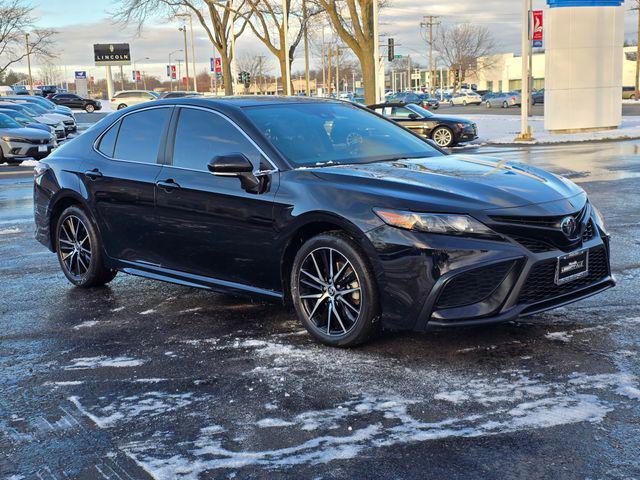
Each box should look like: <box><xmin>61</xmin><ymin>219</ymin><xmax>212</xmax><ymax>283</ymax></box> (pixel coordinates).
<box><xmin>449</xmin><ymin>92</ymin><xmax>482</xmax><ymax>106</ymax></box>
<box><xmin>110</xmin><ymin>90</ymin><xmax>160</xmax><ymax>110</ymax></box>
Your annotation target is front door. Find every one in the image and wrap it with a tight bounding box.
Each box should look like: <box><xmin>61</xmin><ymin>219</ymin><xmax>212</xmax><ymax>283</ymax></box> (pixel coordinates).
<box><xmin>82</xmin><ymin>106</ymin><xmax>173</xmax><ymax>266</ymax></box>
<box><xmin>154</xmin><ymin>106</ymin><xmax>281</xmax><ymax>292</ymax></box>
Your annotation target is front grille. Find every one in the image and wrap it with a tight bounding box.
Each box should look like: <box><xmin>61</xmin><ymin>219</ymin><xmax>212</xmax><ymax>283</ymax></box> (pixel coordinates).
<box><xmin>490</xmin><ymin>203</ymin><xmax>588</xmax><ymax>229</ymax></box>
<box><xmin>436</xmin><ymin>261</ymin><xmax>515</xmax><ymax>309</ymax></box>
<box><xmin>582</xmin><ymin>220</ymin><xmax>595</xmax><ymax>242</ymax></box>
<box><xmin>518</xmin><ymin>246</ymin><xmax>609</xmax><ymax>305</ymax></box>
<box><xmin>510</xmin><ymin>235</ymin><xmax>554</xmax><ymax>253</ymax></box>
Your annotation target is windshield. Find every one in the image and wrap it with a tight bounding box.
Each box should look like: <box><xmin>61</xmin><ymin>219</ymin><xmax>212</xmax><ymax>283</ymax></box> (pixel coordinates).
<box><xmin>243</xmin><ymin>102</ymin><xmax>439</xmax><ymax>167</ymax></box>
<box><xmin>0</xmin><ymin>113</ymin><xmax>22</xmax><ymax>129</ymax></box>
<box><xmin>405</xmin><ymin>103</ymin><xmax>434</xmax><ymax>118</ymax></box>
<box><xmin>25</xmin><ymin>103</ymin><xmax>47</xmax><ymax>115</ymax></box>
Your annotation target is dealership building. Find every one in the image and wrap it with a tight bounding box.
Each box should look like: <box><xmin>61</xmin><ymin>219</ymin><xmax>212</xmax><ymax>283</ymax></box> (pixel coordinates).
<box><xmin>474</xmin><ymin>45</ymin><xmax>637</xmax><ymax>93</ymax></box>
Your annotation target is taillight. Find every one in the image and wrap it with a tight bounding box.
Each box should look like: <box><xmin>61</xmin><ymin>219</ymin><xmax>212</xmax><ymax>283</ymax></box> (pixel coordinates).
<box><xmin>110</xmin><ymin>98</ymin><xmax>115</xmax><ymax>102</ymax></box>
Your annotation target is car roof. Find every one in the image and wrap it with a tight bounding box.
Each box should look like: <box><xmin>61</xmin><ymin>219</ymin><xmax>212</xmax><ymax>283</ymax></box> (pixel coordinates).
<box><xmin>143</xmin><ymin>95</ymin><xmax>344</xmax><ymax>109</ymax></box>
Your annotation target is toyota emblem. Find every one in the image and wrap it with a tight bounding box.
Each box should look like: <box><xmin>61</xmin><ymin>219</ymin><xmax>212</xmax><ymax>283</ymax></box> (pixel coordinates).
<box><xmin>561</xmin><ymin>216</ymin><xmax>577</xmax><ymax>237</ymax></box>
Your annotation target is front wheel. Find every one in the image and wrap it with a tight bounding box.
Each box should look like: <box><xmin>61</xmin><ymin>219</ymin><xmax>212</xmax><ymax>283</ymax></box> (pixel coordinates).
<box><xmin>291</xmin><ymin>232</ymin><xmax>380</xmax><ymax>347</ymax></box>
<box><xmin>85</xmin><ymin>104</ymin><xmax>95</xmax><ymax>113</ymax></box>
<box><xmin>56</xmin><ymin>206</ymin><xmax>117</xmax><ymax>288</ymax></box>
<box><xmin>431</xmin><ymin>126</ymin><xmax>455</xmax><ymax>148</ymax></box>
<box><xmin>485</xmin><ymin>101</ymin><xmax>492</xmax><ymax>108</ymax></box>
<box><xmin>462</xmin><ymin>100</ymin><xmax>467</xmax><ymax>106</ymax></box>
<box><xmin>503</xmin><ymin>101</ymin><xmax>509</xmax><ymax>108</ymax></box>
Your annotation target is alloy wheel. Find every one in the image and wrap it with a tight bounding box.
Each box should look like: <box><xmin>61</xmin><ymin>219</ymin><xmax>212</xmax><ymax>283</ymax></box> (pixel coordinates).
<box><xmin>58</xmin><ymin>215</ymin><xmax>92</xmax><ymax>279</ymax></box>
<box><xmin>433</xmin><ymin>127</ymin><xmax>453</xmax><ymax>147</ymax></box>
<box><xmin>297</xmin><ymin>247</ymin><xmax>362</xmax><ymax>337</ymax></box>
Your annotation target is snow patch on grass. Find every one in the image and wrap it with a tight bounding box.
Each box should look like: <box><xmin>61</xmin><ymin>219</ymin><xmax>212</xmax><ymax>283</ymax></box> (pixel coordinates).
<box><xmin>545</xmin><ymin>331</ymin><xmax>573</xmax><ymax>343</ymax></box>
<box><xmin>65</xmin><ymin>356</ymin><xmax>146</xmax><ymax>370</ymax></box>
<box><xmin>0</xmin><ymin>227</ymin><xmax>21</xmax><ymax>235</ymax></box>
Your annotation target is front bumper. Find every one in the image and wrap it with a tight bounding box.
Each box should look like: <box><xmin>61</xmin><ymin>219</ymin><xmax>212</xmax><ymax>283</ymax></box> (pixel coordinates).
<box><xmin>2</xmin><ymin>140</ymin><xmax>56</xmax><ymax>159</ymax></box>
<box><xmin>366</xmin><ymin>213</ymin><xmax>614</xmax><ymax>331</ymax></box>
<box><xmin>63</xmin><ymin>120</ymin><xmax>77</xmax><ymax>132</ymax></box>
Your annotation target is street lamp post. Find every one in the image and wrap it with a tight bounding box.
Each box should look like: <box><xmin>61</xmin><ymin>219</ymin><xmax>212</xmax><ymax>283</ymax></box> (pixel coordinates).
<box><xmin>516</xmin><ymin>0</ymin><xmax>533</xmax><ymax>141</ymax></box>
<box><xmin>372</xmin><ymin>0</ymin><xmax>381</xmax><ymax>103</ymax></box>
<box><xmin>179</xmin><ymin>26</ymin><xmax>190</xmax><ymax>90</ymax></box>
<box><xmin>25</xmin><ymin>33</ymin><xmax>33</xmax><ymax>94</ymax></box>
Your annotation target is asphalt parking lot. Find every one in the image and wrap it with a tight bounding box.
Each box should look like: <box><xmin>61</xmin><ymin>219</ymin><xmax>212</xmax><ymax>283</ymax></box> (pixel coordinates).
<box><xmin>1</xmin><ymin>137</ymin><xmax>639</xmax><ymax>479</ymax></box>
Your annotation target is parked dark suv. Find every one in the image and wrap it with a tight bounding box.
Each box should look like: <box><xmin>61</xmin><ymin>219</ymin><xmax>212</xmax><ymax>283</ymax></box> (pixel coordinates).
<box><xmin>50</xmin><ymin>93</ymin><xmax>102</xmax><ymax>113</ymax></box>
<box><xmin>34</xmin><ymin>97</ymin><xmax>614</xmax><ymax>347</ymax></box>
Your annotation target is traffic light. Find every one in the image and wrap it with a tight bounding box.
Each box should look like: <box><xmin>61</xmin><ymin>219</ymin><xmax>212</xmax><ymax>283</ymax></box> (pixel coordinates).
<box><xmin>388</xmin><ymin>38</ymin><xmax>395</xmax><ymax>62</ymax></box>
<box><xmin>238</xmin><ymin>72</ymin><xmax>244</xmax><ymax>83</ymax></box>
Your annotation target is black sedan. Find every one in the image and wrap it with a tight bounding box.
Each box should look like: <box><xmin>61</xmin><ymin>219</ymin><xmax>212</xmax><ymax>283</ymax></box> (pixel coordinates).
<box><xmin>50</xmin><ymin>93</ymin><xmax>102</xmax><ymax>113</ymax></box>
<box><xmin>34</xmin><ymin>97</ymin><xmax>614</xmax><ymax>347</ymax></box>
<box><xmin>369</xmin><ymin>102</ymin><xmax>477</xmax><ymax>147</ymax></box>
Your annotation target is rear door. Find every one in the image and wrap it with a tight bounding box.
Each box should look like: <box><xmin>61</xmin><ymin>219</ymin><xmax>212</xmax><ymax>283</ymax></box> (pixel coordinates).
<box><xmin>83</xmin><ymin>106</ymin><xmax>173</xmax><ymax>265</ymax></box>
<box><xmin>154</xmin><ymin>106</ymin><xmax>281</xmax><ymax>291</ymax></box>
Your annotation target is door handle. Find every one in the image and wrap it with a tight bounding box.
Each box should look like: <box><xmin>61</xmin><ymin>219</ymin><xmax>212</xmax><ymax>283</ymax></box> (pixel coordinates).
<box><xmin>156</xmin><ymin>179</ymin><xmax>181</xmax><ymax>192</ymax></box>
<box><xmin>84</xmin><ymin>168</ymin><xmax>103</xmax><ymax>180</ymax></box>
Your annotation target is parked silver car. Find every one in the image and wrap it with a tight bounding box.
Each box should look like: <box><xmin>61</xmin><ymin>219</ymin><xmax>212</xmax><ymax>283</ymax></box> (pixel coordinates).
<box><xmin>110</xmin><ymin>90</ymin><xmax>160</xmax><ymax>110</ymax></box>
<box><xmin>0</xmin><ymin>113</ymin><xmax>56</xmax><ymax>164</ymax></box>
<box><xmin>0</xmin><ymin>102</ymin><xmax>67</xmax><ymax>139</ymax></box>
<box><xmin>485</xmin><ymin>91</ymin><xmax>522</xmax><ymax>108</ymax></box>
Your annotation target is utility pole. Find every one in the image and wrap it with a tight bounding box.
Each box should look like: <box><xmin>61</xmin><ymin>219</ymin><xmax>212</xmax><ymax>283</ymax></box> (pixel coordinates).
<box><xmin>407</xmin><ymin>54</ymin><xmax>411</xmax><ymax>92</ymax></box>
<box><xmin>302</xmin><ymin>0</ymin><xmax>310</xmax><ymax>96</ymax></box>
<box><xmin>335</xmin><ymin>46</ymin><xmax>340</xmax><ymax>94</ymax></box>
<box><xmin>282</xmin><ymin>0</ymin><xmax>292</xmax><ymax>95</ymax></box>
<box><xmin>119</xmin><ymin>65</ymin><xmax>124</xmax><ymax>90</ymax></box>
<box><xmin>421</xmin><ymin>15</ymin><xmax>440</xmax><ymax>94</ymax></box>
<box><xmin>633</xmin><ymin>1</ymin><xmax>640</xmax><ymax>100</ymax></box>
<box><xmin>179</xmin><ymin>26</ymin><xmax>190</xmax><ymax>90</ymax></box>
<box><xmin>327</xmin><ymin>47</ymin><xmax>333</xmax><ymax>95</ymax></box>
<box><xmin>25</xmin><ymin>33</ymin><xmax>33</xmax><ymax>94</ymax></box>
<box><xmin>516</xmin><ymin>0</ymin><xmax>533</xmax><ymax>141</ymax></box>
<box><xmin>372</xmin><ymin>0</ymin><xmax>382</xmax><ymax>103</ymax></box>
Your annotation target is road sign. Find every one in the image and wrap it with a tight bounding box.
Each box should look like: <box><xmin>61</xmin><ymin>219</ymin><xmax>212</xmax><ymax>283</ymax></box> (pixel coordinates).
<box><xmin>93</xmin><ymin>43</ymin><xmax>131</xmax><ymax>66</ymax></box>
<box><xmin>74</xmin><ymin>71</ymin><xmax>87</xmax><ymax>80</ymax></box>
<box><xmin>532</xmin><ymin>10</ymin><xmax>543</xmax><ymax>48</ymax></box>
<box><xmin>210</xmin><ymin>57</ymin><xmax>215</xmax><ymax>72</ymax></box>
<box><xmin>411</xmin><ymin>73</ymin><xmax>421</xmax><ymax>80</ymax></box>
<box><xmin>394</xmin><ymin>54</ymin><xmax>402</xmax><ymax>59</ymax></box>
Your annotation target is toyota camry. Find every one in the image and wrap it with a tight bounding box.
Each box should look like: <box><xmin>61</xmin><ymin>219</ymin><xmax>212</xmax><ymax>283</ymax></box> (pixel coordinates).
<box><xmin>33</xmin><ymin>97</ymin><xmax>614</xmax><ymax>347</ymax></box>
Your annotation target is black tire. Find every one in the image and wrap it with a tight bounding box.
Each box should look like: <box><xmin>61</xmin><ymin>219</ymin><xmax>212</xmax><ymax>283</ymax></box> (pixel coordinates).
<box><xmin>55</xmin><ymin>206</ymin><xmax>117</xmax><ymax>288</ymax></box>
<box><xmin>449</xmin><ymin>101</ymin><xmax>454</xmax><ymax>107</ymax></box>
<box><xmin>462</xmin><ymin>100</ymin><xmax>467</xmax><ymax>106</ymax></box>
<box><xmin>290</xmin><ymin>232</ymin><xmax>380</xmax><ymax>347</ymax></box>
<box><xmin>117</xmin><ymin>103</ymin><xmax>127</xmax><ymax>110</ymax></box>
<box><xmin>431</xmin><ymin>126</ymin><xmax>455</xmax><ymax>148</ymax></box>
<box><xmin>85</xmin><ymin>104</ymin><xmax>95</xmax><ymax>113</ymax></box>
<box><xmin>485</xmin><ymin>101</ymin><xmax>491</xmax><ymax>108</ymax></box>
<box><xmin>503</xmin><ymin>101</ymin><xmax>509</xmax><ymax>108</ymax></box>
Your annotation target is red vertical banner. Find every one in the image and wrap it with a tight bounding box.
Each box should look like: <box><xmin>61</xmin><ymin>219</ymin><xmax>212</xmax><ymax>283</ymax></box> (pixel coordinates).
<box><xmin>214</xmin><ymin>57</ymin><xmax>222</xmax><ymax>74</ymax></box>
<box><xmin>532</xmin><ymin>10</ymin><xmax>543</xmax><ymax>47</ymax></box>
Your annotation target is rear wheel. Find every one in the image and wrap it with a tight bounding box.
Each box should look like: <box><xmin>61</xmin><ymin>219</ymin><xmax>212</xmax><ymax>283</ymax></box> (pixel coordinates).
<box><xmin>85</xmin><ymin>104</ymin><xmax>95</xmax><ymax>113</ymax></box>
<box><xmin>291</xmin><ymin>233</ymin><xmax>380</xmax><ymax>347</ymax></box>
<box><xmin>117</xmin><ymin>103</ymin><xmax>127</xmax><ymax>110</ymax></box>
<box><xmin>56</xmin><ymin>206</ymin><xmax>116</xmax><ymax>288</ymax></box>
<box><xmin>462</xmin><ymin>100</ymin><xmax>467</xmax><ymax>106</ymax></box>
<box><xmin>432</xmin><ymin>126</ymin><xmax>455</xmax><ymax>148</ymax></box>
<box><xmin>486</xmin><ymin>101</ymin><xmax>492</xmax><ymax>108</ymax></box>
<box><xmin>503</xmin><ymin>101</ymin><xmax>509</xmax><ymax>108</ymax></box>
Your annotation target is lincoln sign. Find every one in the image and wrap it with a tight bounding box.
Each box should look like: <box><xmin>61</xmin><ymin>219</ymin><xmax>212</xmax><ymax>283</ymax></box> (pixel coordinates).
<box><xmin>93</xmin><ymin>43</ymin><xmax>131</xmax><ymax>66</ymax></box>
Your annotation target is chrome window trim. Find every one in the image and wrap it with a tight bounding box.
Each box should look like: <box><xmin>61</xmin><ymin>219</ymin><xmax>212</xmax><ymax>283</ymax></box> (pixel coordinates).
<box><xmin>92</xmin><ymin>103</ymin><xmax>279</xmax><ymax>172</ymax></box>
<box><xmin>92</xmin><ymin>105</ymin><xmax>174</xmax><ymax>166</ymax></box>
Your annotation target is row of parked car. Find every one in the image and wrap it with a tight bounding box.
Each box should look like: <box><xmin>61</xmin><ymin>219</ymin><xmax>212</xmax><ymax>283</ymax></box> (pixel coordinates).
<box><xmin>0</xmin><ymin>95</ymin><xmax>77</xmax><ymax>164</ymax></box>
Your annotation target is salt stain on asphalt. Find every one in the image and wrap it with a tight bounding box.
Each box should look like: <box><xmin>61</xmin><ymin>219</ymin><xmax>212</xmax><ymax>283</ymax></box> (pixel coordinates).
<box><xmin>73</xmin><ymin>320</ymin><xmax>99</xmax><ymax>330</ymax></box>
<box><xmin>65</xmin><ymin>356</ymin><xmax>147</xmax><ymax>370</ymax></box>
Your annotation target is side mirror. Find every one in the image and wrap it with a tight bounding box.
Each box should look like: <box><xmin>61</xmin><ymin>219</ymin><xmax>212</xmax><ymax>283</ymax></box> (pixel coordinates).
<box><xmin>207</xmin><ymin>153</ymin><xmax>254</xmax><ymax>175</ymax></box>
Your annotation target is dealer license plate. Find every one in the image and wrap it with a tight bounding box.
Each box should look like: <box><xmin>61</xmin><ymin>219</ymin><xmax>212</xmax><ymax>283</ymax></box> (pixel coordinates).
<box><xmin>38</xmin><ymin>145</ymin><xmax>48</xmax><ymax>153</ymax></box>
<box><xmin>555</xmin><ymin>249</ymin><xmax>589</xmax><ymax>285</ymax></box>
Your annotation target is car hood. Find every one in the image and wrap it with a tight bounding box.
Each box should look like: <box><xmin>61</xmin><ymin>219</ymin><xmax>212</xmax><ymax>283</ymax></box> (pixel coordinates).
<box><xmin>0</xmin><ymin>127</ymin><xmax>51</xmax><ymax>140</ymax></box>
<box><xmin>309</xmin><ymin>154</ymin><xmax>585</xmax><ymax>212</ymax></box>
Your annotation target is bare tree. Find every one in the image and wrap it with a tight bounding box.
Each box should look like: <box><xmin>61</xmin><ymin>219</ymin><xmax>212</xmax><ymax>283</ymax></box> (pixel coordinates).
<box><xmin>38</xmin><ymin>60</ymin><xmax>62</xmax><ymax>85</ymax></box>
<box><xmin>240</xmin><ymin>0</ymin><xmax>318</xmax><ymax>93</ymax></box>
<box><xmin>314</xmin><ymin>0</ymin><xmax>380</xmax><ymax>103</ymax></box>
<box><xmin>435</xmin><ymin>23</ymin><xmax>495</xmax><ymax>93</ymax></box>
<box><xmin>115</xmin><ymin>0</ymin><xmax>250</xmax><ymax>95</ymax></box>
<box><xmin>0</xmin><ymin>0</ymin><xmax>56</xmax><ymax>79</ymax></box>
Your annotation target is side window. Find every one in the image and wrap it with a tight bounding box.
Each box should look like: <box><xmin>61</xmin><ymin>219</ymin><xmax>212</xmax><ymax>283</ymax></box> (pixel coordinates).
<box><xmin>373</xmin><ymin>108</ymin><xmax>385</xmax><ymax>116</ymax></box>
<box><xmin>98</xmin><ymin>121</ymin><xmax>120</xmax><ymax>157</ymax></box>
<box><xmin>172</xmin><ymin>108</ymin><xmax>263</xmax><ymax>171</ymax></box>
<box><xmin>390</xmin><ymin>106</ymin><xmax>413</xmax><ymax>119</ymax></box>
<box><xmin>113</xmin><ymin>108</ymin><xmax>171</xmax><ymax>162</ymax></box>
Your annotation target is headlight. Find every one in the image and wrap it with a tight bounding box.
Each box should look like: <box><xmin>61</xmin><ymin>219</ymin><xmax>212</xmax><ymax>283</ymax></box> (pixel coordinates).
<box><xmin>592</xmin><ymin>205</ymin><xmax>607</xmax><ymax>234</ymax></box>
<box><xmin>2</xmin><ymin>136</ymin><xmax>25</xmax><ymax>143</ymax></box>
<box><xmin>374</xmin><ymin>209</ymin><xmax>497</xmax><ymax>237</ymax></box>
